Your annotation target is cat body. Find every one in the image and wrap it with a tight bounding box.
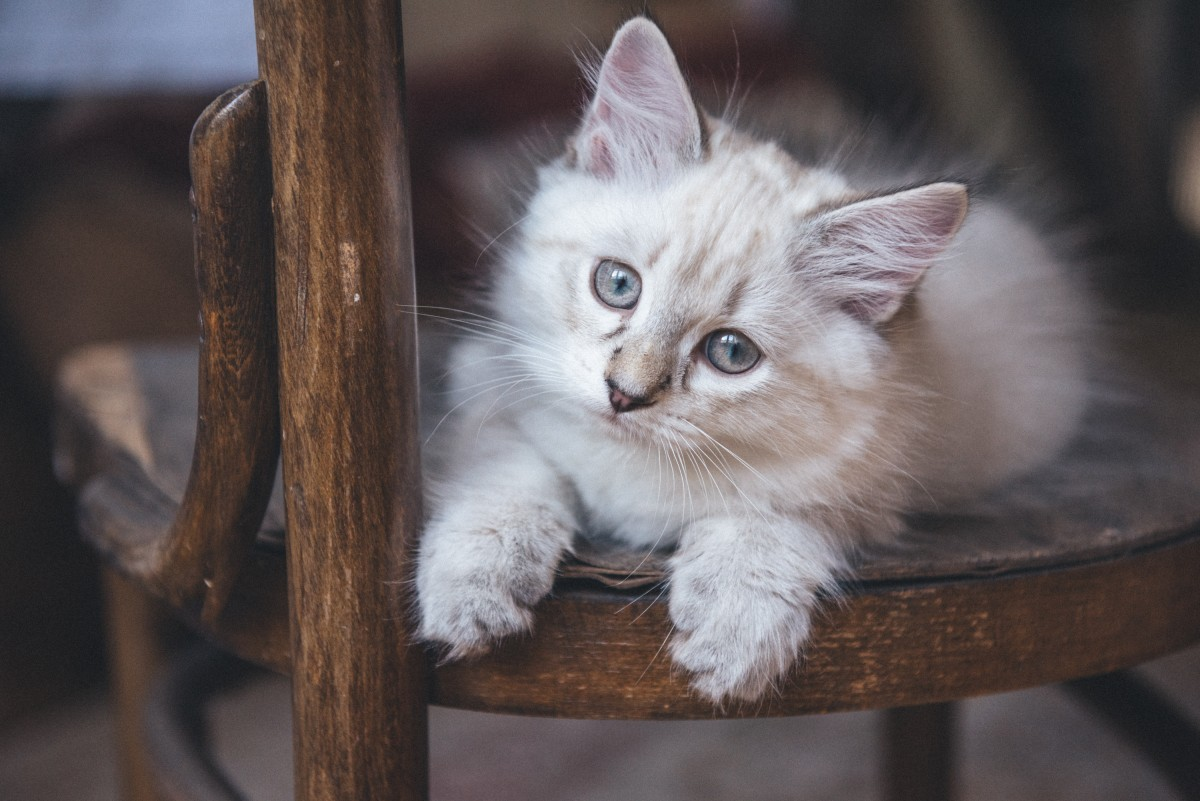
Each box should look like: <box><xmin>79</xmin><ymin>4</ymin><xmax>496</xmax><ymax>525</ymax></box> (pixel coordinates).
<box><xmin>416</xmin><ymin>18</ymin><xmax>1090</xmax><ymax>702</ymax></box>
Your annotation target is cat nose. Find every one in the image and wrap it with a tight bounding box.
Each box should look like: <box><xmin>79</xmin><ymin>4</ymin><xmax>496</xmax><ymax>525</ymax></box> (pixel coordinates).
<box><xmin>606</xmin><ymin>379</ymin><xmax>652</xmax><ymax>413</ymax></box>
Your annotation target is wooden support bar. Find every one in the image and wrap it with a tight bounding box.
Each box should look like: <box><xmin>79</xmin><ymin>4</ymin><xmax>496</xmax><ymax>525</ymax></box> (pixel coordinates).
<box><xmin>883</xmin><ymin>702</ymin><xmax>956</xmax><ymax>801</ymax></box>
<box><xmin>1066</xmin><ymin>670</ymin><xmax>1200</xmax><ymax>799</ymax></box>
<box><xmin>103</xmin><ymin>569</ymin><xmax>180</xmax><ymax>801</ymax></box>
<box><xmin>167</xmin><ymin>80</ymin><xmax>279</xmax><ymax>626</ymax></box>
<box><xmin>141</xmin><ymin>645</ymin><xmax>251</xmax><ymax>801</ymax></box>
<box><xmin>251</xmin><ymin>0</ymin><xmax>428</xmax><ymax>799</ymax></box>
<box><xmin>75</xmin><ymin>82</ymin><xmax>280</xmax><ymax>623</ymax></box>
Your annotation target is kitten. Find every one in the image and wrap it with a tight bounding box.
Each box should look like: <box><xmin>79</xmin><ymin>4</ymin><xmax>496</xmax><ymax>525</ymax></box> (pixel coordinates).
<box><xmin>415</xmin><ymin>17</ymin><xmax>1091</xmax><ymax>703</ymax></box>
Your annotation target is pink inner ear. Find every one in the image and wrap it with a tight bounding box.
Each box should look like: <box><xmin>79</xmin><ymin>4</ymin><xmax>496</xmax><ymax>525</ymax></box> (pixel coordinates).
<box><xmin>585</xmin><ymin>132</ymin><xmax>616</xmax><ymax>178</ymax></box>
<box><xmin>604</xmin><ymin>24</ymin><xmax>659</xmax><ymax>79</ymax></box>
<box><xmin>810</xmin><ymin>183</ymin><xmax>969</xmax><ymax>323</ymax></box>
<box><xmin>576</xmin><ymin>18</ymin><xmax>702</xmax><ymax>179</ymax></box>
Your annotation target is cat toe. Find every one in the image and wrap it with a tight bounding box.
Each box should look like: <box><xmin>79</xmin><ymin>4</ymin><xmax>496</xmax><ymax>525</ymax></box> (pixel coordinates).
<box><xmin>415</xmin><ymin>522</ymin><xmax>560</xmax><ymax>657</ymax></box>
<box><xmin>418</xmin><ymin>592</ymin><xmax>535</xmax><ymax>660</ymax></box>
<box><xmin>666</xmin><ymin>571</ymin><xmax>813</xmax><ymax>705</ymax></box>
<box><xmin>669</xmin><ymin>630</ymin><xmax>784</xmax><ymax>705</ymax></box>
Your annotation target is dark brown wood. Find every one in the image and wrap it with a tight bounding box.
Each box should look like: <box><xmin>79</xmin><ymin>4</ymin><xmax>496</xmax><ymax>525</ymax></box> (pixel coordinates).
<box><xmin>142</xmin><ymin>644</ymin><xmax>252</xmax><ymax>801</ymax></box>
<box><xmin>167</xmin><ymin>80</ymin><xmax>279</xmax><ymax>626</ymax></box>
<box><xmin>251</xmin><ymin>0</ymin><xmax>428</xmax><ymax>799</ymax></box>
<box><xmin>103</xmin><ymin>569</ymin><xmax>178</xmax><ymax>801</ymax></box>
<box><xmin>81</xmin><ymin>459</ymin><xmax>291</xmax><ymax>671</ymax></box>
<box><xmin>883</xmin><ymin>703</ymin><xmax>955</xmax><ymax>801</ymax></box>
<box><xmin>65</xmin><ymin>347</ymin><xmax>1200</xmax><ymax>599</ymax></box>
<box><xmin>59</xmin><ymin>343</ymin><xmax>1200</xmax><ymax>719</ymax></box>
<box><xmin>432</xmin><ymin>531</ymin><xmax>1200</xmax><ymax>719</ymax></box>
<box><xmin>1066</xmin><ymin>670</ymin><xmax>1200</xmax><ymax>799</ymax></box>
<box><xmin>55</xmin><ymin>80</ymin><xmax>279</xmax><ymax>632</ymax></box>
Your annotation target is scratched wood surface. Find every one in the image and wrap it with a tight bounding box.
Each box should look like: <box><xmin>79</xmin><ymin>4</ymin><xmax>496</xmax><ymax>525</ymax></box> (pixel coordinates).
<box><xmin>60</xmin><ymin>313</ymin><xmax>1200</xmax><ymax>719</ymax></box>
<box><xmin>66</xmin><ymin>333</ymin><xmax>1200</xmax><ymax>587</ymax></box>
<box><xmin>171</xmin><ymin>80</ymin><xmax>279</xmax><ymax>627</ymax></box>
<box><xmin>250</xmin><ymin>0</ymin><xmax>429</xmax><ymax>798</ymax></box>
<box><xmin>54</xmin><ymin>80</ymin><xmax>279</xmax><ymax>626</ymax></box>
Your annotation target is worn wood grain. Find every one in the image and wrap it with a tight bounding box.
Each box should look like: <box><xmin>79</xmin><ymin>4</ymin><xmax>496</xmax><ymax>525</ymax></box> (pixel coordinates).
<box><xmin>60</xmin><ymin>341</ymin><xmax>1200</xmax><ymax>718</ymax></box>
<box><xmin>251</xmin><ymin>0</ymin><xmax>429</xmax><ymax>799</ymax></box>
<box><xmin>67</xmin><ymin>343</ymin><xmax>1200</xmax><ymax>588</ymax></box>
<box><xmin>431</xmin><ymin>531</ymin><xmax>1200</xmax><ymax>718</ymax></box>
<box><xmin>168</xmin><ymin>79</ymin><xmax>279</xmax><ymax>626</ymax></box>
<box><xmin>80</xmin><ymin>465</ymin><xmax>290</xmax><ymax>670</ymax></box>
<box><xmin>55</xmin><ymin>79</ymin><xmax>279</xmax><ymax>630</ymax></box>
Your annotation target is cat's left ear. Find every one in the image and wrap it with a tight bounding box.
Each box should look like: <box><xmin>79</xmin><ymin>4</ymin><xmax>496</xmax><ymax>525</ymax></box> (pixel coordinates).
<box><xmin>806</xmin><ymin>182</ymin><xmax>969</xmax><ymax>324</ymax></box>
<box><xmin>574</xmin><ymin>17</ymin><xmax>704</xmax><ymax>180</ymax></box>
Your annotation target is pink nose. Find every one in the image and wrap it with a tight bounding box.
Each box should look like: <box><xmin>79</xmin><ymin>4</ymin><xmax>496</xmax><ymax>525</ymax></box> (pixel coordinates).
<box><xmin>607</xmin><ymin>381</ymin><xmax>651</xmax><ymax>413</ymax></box>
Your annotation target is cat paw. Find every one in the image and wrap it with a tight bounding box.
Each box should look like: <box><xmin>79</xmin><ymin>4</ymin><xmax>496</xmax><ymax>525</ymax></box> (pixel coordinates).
<box><xmin>417</xmin><ymin>569</ymin><xmax>535</xmax><ymax>662</ymax></box>
<box><xmin>415</xmin><ymin>506</ymin><xmax>569</xmax><ymax>660</ymax></box>
<box><xmin>667</xmin><ymin>569</ymin><xmax>815</xmax><ymax>704</ymax></box>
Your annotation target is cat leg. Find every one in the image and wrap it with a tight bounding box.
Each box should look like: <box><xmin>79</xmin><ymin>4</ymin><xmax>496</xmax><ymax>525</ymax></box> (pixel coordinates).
<box><xmin>667</xmin><ymin>514</ymin><xmax>848</xmax><ymax>704</ymax></box>
<box><xmin>416</xmin><ymin>436</ymin><xmax>577</xmax><ymax>660</ymax></box>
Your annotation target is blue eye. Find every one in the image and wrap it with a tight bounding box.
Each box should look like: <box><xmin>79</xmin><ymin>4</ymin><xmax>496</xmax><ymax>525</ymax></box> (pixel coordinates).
<box><xmin>705</xmin><ymin>330</ymin><xmax>760</xmax><ymax>374</ymax></box>
<box><xmin>593</xmin><ymin>259</ymin><xmax>642</xmax><ymax>310</ymax></box>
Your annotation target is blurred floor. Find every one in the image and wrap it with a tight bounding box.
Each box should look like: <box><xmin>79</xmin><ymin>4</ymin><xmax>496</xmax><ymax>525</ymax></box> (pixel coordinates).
<box><xmin>2</xmin><ymin>643</ymin><xmax>1198</xmax><ymax>801</ymax></box>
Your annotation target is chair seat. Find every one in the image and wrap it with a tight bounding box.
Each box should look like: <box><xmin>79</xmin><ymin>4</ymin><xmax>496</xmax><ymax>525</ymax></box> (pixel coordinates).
<box><xmin>57</xmin><ymin>339</ymin><xmax>1200</xmax><ymax>719</ymax></box>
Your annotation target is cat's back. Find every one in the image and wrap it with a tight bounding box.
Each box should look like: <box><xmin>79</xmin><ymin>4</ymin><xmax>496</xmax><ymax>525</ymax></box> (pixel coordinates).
<box><xmin>749</xmin><ymin>83</ymin><xmax>1093</xmax><ymax>503</ymax></box>
<box><xmin>903</xmin><ymin>197</ymin><xmax>1092</xmax><ymax>502</ymax></box>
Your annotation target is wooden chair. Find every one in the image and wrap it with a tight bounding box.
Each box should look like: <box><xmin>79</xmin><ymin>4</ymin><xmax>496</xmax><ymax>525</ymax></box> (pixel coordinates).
<box><xmin>54</xmin><ymin>0</ymin><xmax>1200</xmax><ymax>799</ymax></box>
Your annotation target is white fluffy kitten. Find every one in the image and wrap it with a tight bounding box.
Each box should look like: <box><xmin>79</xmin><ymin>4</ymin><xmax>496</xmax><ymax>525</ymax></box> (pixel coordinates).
<box><xmin>416</xmin><ymin>17</ymin><xmax>1090</xmax><ymax>703</ymax></box>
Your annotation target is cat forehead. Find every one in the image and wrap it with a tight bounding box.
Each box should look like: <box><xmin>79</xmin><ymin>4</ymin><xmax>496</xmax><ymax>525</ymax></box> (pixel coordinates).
<box><xmin>534</xmin><ymin>137</ymin><xmax>850</xmax><ymax>250</ymax></box>
<box><xmin>668</xmin><ymin>150</ymin><xmax>839</xmax><ymax>224</ymax></box>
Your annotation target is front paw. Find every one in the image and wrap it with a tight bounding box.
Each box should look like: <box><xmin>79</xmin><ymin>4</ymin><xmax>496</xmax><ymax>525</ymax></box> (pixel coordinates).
<box><xmin>416</xmin><ymin>507</ymin><xmax>569</xmax><ymax>660</ymax></box>
<box><xmin>667</xmin><ymin>569</ymin><xmax>816</xmax><ymax>704</ymax></box>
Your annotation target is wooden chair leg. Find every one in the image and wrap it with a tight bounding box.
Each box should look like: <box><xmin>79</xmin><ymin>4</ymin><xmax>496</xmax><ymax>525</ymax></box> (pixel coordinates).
<box><xmin>103</xmin><ymin>568</ymin><xmax>183</xmax><ymax>801</ymax></box>
<box><xmin>252</xmin><ymin>0</ymin><xmax>430</xmax><ymax>797</ymax></box>
<box><xmin>883</xmin><ymin>701</ymin><xmax>956</xmax><ymax>801</ymax></box>
<box><xmin>141</xmin><ymin>644</ymin><xmax>254</xmax><ymax>801</ymax></box>
<box><xmin>1065</xmin><ymin>670</ymin><xmax>1200</xmax><ymax>799</ymax></box>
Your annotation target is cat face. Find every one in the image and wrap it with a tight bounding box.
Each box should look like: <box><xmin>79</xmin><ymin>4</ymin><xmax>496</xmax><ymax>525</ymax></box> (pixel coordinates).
<box><xmin>489</xmin><ymin>18</ymin><xmax>966</xmax><ymax>472</ymax></box>
<box><xmin>500</xmin><ymin>135</ymin><xmax>886</xmax><ymax>460</ymax></box>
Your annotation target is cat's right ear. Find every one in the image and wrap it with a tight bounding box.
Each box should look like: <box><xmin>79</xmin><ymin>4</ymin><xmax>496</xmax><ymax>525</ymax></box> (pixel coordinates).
<box><xmin>806</xmin><ymin>182</ymin><xmax>969</xmax><ymax>324</ymax></box>
<box><xmin>572</xmin><ymin>18</ymin><xmax>704</xmax><ymax>181</ymax></box>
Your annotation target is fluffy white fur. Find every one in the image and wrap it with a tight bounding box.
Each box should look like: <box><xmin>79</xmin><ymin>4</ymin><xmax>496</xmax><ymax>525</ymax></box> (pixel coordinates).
<box><xmin>416</xmin><ymin>18</ymin><xmax>1091</xmax><ymax>703</ymax></box>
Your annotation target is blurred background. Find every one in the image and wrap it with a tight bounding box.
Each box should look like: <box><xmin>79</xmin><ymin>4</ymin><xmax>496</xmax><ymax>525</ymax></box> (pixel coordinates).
<box><xmin>1</xmin><ymin>0</ymin><xmax>1199</xmax><ymax>798</ymax></box>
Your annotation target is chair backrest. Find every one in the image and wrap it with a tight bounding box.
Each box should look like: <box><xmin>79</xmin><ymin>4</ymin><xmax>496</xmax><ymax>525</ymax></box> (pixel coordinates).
<box><xmin>75</xmin><ymin>0</ymin><xmax>432</xmax><ymax>796</ymax></box>
<box><xmin>250</xmin><ymin>1</ymin><xmax>429</xmax><ymax>799</ymax></box>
